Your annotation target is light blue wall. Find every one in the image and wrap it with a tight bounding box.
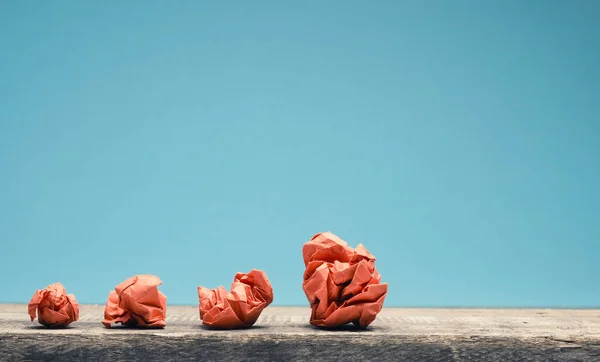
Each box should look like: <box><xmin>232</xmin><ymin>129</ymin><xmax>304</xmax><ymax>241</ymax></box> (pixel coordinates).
<box><xmin>1</xmin><ymin>1</ymin><xmax>598</xmax><ymax>307</ymax></box>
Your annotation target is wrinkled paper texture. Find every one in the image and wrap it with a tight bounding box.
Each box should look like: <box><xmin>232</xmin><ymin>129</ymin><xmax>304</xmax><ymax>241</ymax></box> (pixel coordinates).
<box><xmin>198</xmin><ymin>269</ymin><xmax>274</xmax><ymax>329</ymax></box>
<box><xmin>102</xmin><ymin>275</ymin><xmax>167</xmax><ymax>328</ymax></box>
<box><xmin>28</xmin><ymin>282</ymin><xmax>79</xmax><ymax>327</ymax></box>
<box><xmin>302</xmin><ymin>232</ymin><xmax>388</xmax><ymax>328</ymax></box>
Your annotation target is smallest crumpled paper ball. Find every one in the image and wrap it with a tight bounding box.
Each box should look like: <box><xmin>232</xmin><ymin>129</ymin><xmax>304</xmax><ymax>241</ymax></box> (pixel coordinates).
<box><xmin>198</xmin><ymin>269</ymin><xmax>274</xmax><ymax>329</ymax></box>
<box><xmin>102</xmin><ymin>274</ymin><xmax>167</xmax><ymax>328</ymax></box>
<box><xmin>28</xmin><ymin>283</ymin><xmax>79</xmax><ymax>327</ymax></box>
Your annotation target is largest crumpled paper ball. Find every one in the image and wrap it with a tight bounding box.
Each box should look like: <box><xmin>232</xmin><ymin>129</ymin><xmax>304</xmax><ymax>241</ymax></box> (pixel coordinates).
<box><xmin>198</xmin><ymin>269</ymin><xmax>274</xmax><ymax>329</ymax></box>
<box><xmin>302</xmin><ymin>232</ymin><xmax>388</xmax><ymax>328</ymax></box>
<box><xmin>102</xmin><ymin>274</ymin><xmax>167</xmax><ymax>328</ymax></box>
<box><xmin>28</xmin><ymin>282</ymin><xmax>79</xmax><ymax>327</ymax></box>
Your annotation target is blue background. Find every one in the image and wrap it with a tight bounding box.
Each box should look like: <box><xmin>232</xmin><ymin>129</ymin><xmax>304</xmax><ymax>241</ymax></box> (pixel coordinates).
<box><xmin>1</xmin><ymin>1</ymin><xmax>598</xmax><ymax>307</ymax></box>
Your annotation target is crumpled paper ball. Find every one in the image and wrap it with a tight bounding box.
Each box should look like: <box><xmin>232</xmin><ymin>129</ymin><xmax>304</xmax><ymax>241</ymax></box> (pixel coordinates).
<box><xmin>28</xmin><ymin>282</ymin><xmax>79</xmax><ymax>327</ymax></box>
<box><xmin>302</xmin><ymin>232</ymin><xmax>388</xmax><ymax>328</ymax></box>
<box><xmin>198</xmin><ymin>269</ymin><xmax>274</xmax><ymax>329</ymax></box>
<box><xmin>102</xmin><ymin>274</ymin><xmax>167</xmax><ymax>328</ymax></box>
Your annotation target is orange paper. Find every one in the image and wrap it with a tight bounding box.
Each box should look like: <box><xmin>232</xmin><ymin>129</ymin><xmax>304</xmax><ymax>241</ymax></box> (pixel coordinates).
<box><xmin>198</xmin><ymin>269</ymin><xmax>274</xmax><ymax>329</ymax></box>
<box><xmin>102</xmin><ymin>274</ymin><xmax>167</xmax><ymax>328</ymax></box>
<box><xmin>302</xmin><ymin>232</ymin><xmax>388</xmax><ymax>328</ymax></box>
<box><xmin>28</xmin><ymin>282</ymin><xmax>79</xmax><ymax>327</ymax></box>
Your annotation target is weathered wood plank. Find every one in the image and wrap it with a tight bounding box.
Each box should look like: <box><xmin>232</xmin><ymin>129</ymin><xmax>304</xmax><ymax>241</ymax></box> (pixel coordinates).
<box><xmin>2</xmin><ymin>305</ymin><xmax>599</xmax><ymax>361</ymax></box>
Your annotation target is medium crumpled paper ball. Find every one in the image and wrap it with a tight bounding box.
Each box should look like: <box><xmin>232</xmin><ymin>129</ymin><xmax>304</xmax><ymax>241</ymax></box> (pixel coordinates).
<box><xmin>102</xmin><ymin>274</ymin><xmax>167</xmax><ymax>328</ymax></box>
<box><xmin>28</xmin><ymin>282</ymin><xmax>79</xmax><ymax>327</ymax></box>
<box><xmin>198</xmin><ymin>269</ymin><xmax>274</xmax><ymax>329</ymax></box>
<box><xmin>302</xmin><ymin>232</ymin><xmax>388</xmax><ymax>328</ymax></box>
